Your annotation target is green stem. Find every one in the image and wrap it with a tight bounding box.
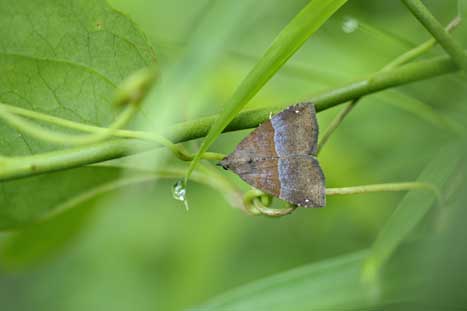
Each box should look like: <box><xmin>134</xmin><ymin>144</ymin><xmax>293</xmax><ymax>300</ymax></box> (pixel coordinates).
<box><xmin>0</xmin><ymin>54</ymin><xmax>460</xmax><ymax>181</ymax></box>
<box><xmin>318</xmin><ymin>98</ymin><xmax>359</xmax><ymax>153</ymax></box>
<box><xmin>253</xmin><ymin>202</ymin><xmax>296</xmax><ymax>217</ymax></box>
<box><xmin>242</xmin><ymin>189</ymin><xmax>276</xmax><ymax>216</ymax></box>
<box><xmin>384</xmin><ymin>16</ymin><xmax>461</xmax><ymax>69</ymax></box>
<box><xmin>317</xmin><ymin>16</ymin><xmax>460</xmax><ymax>154</ymax></box>
<box><xmin>309</xmin><ymin>55</ymin><xmax>456</xmax><ymax>112</ymax></box>
<box><xmin>243</xmin><ymin>188</ymin><xmax>297</xmax><ymax>217</ymax></box>
<box><xmin>0</xmin><ymin>103</ymin><xmax>138</xmax><ymax>146</ymax></box>
<box><xmin>0</xmin><ymin>102</ymin><xmax>225</xmax><ymax>162</ymax></box>
<box><xmin>0</xmin><ymin>66</ymin><xmax>158</xmax><ymax>147</ymax></box>
<box><xmin>44</xmin><ymin>164</ymin><xmax>244</xmax><ymax>220</ymax></box>
<box><xmin>242</xmin><ymin>182</ymin><xmax>437</xmax><ymax>218</ymax></box>
<box><xmin>326</xmin><ymin>182</ymin><xmax>439</xmax><ymax>198</ymax></box>
<box><xmin>401</xmin><ymin>0</ymin><xmax>467</xmax><ymax>71</ymax></box>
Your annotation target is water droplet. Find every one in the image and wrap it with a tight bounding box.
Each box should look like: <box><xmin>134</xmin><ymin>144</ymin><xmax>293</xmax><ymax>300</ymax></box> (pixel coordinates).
<box><xmin>172</xmin><ymin>179</ymin><xmax>189</xmax><ymax>210</ymax></box>
<box><xmin>342</xmin><ymin>17</ymin><xmax>359</xmax><ymax>33</ymax></box>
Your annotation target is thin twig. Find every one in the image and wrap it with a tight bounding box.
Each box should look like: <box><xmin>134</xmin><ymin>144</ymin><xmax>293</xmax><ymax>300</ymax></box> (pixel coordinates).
<box><xmin>242</xmin><ymin>182</ymin><xmax>438</xmax><ymax>218</ymax></box>
<box><xmin>326</xmin><ymin>182</ymin><xmax>439</xmax><ymax>199</ymax></box>
<box><xmin>317</xmin><ymin>98</ymin><xmax>359</xmax><ymax>153</ymax></box>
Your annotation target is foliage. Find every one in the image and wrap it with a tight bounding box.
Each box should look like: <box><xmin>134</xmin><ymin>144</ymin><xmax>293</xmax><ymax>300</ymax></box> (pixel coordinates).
<box><xmin>0</xmin><ymin>1</ymin><xmax>466</xmax><ymax>311</ymax></box>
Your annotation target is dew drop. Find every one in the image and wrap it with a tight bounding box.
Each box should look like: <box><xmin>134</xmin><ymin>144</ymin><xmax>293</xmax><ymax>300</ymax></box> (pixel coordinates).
<box><xmin>342</xmin><ymin>17</ymin><xmax>359</xmax><ymax>33</ymax></box>
<box><xmin>172</xmin><ymin>179</ymin><xmax>189</xmax><ymax>210</ymax></box>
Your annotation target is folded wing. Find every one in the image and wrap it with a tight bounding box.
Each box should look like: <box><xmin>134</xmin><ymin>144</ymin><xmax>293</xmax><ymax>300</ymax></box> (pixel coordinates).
<box><xmin>220</xmin><ymin>103</ymin><xmax>325</xmax><ymax>207</ymax></box>
<box><xmin>270</xmin><ymin>102</ymin><xmax>319</xmax><ymax>156</ymax></box>
<box><xmin>277</xmin><ymin>155</ymin><xmax>325</xmax><ymax>207</ymax></box>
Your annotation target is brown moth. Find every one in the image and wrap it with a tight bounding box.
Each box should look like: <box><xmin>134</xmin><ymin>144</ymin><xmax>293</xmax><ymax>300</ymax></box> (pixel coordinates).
<box><xmin>219</xmin><ymin>103</ymin><xmax>326</xmax><ymax>207</ymax></box>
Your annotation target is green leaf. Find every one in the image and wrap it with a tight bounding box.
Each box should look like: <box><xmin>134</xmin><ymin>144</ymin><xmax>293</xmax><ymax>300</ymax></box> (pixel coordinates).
<box><xmin>0</xmin><ymin>164</ymin><xmax>242</xmax><ymax>268</ymax></box>
<box><xmin>0</xmin><ymin>166</ymin><xmax>122</xmax><ymax>230</ymax></box>
<box><xmin>0</xmin><ymin>0</ymin><xmax>155</xmax><ymax>156</ymax></box>
<box><xmin>363</xmin><ymin>142</ymin><xmax>464</xmax><ymax>281</ymax></box>
<box><xmin>194</xmin><ymin>247</ymin><xmax>426</xmax><ymax>311</ymax></box>
<box><xmin>195</xmin><ymin>251</ymin><xmax>370</xmax><ymax>310</ymax></box>
<box><xmin>0</xmin><ymin>201</ymin><xmax>95</xmax><ymax>270</ymax></box>
<box><xmin>0</xmin><ymin>0</ymin><xmax>155</xmax><ymax>228</ymax></box>
<box><xmin>195</xmin><ymin>234</ymin><xmax>444</xmax><ymax>311</ymax></box>
<box><xmin>185</xmin><ymin>0</ymin><xmax>348</xmax><ymax>183</ymax></box>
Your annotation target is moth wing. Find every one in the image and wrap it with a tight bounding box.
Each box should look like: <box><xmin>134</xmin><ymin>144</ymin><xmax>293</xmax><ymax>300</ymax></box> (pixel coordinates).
<box><xmin>277</xmin><ymin>155</ymin><xmax>325</xmax><ymax>207</ymax></box>
<box><xmin>224</xmin><ymin>156</ymin><xmax>325</xmax><ymax>208</ymax></box>
<box><xmin>270</xmin><ymin>102</ymin><xmax>319</xmax><ymax>156</ymax></box>
<box><xmin>221</xmin><ymin>119</ymin><xmax>277</xmax><ymax>164</ymax></box>
<box><xmin>219</xmin><ymin>102</ymin><xmax>324</xmax><ymax>207</ymax></box>
<box><xmin>220</xmin><ymin>103</ymin><xmax>318</xmax><ymax>165</ymax></box>
<box><xmin>227</xmin><ymin>158</ymin><xmax>281</xmax><ymax>197</ymax></box>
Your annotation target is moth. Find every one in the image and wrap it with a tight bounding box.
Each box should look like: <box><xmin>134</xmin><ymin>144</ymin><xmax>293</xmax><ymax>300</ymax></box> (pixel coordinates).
<box><xmin>219</xmin><ymin>103</ymin><xmax>326</xmax><ymax>207</ymax></box>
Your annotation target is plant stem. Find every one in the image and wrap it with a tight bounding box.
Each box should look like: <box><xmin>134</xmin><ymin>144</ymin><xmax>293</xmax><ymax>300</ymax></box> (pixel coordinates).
<box><xmin>253</xmin><ymin>202</ymin><xmax>296</xmax><ymax>217</ymax></box>
<box><xmin>242</xmin><ymin>182</ymin><xmax>437</xmax><ymax>218</ymax></box>
<box><xmin>317</xmin><ymin>16</ymin><xmax>461</xmax><ymax>154</ymax></box>
<box><xmin>0</xmin><ymin>103</ymin><xmax>138</xmax><ymax>146</ymax></box>
<box><xmin>0</xmin><ymin>102</ymin><xmax>225</xmax><ymax>162</ymax></box>
<box><xmin>402</xmin><ymin>0</ymin><xmax>467</xmax><ymax>71</ymax></box>
<box><xmin>43</xmin><ymin>165</ymin><xmax>244</xmax><ymax>220</ymax></box>
<box><xmin>384</xmin><ymin>16</ymin><xmax>461</xmax><ymax>69</ymax></box>
<box><xmin>317</xmin><ymin>98</ymin><xmax>359</xmax><ymax>153</ymax></box>
<box><xmin>0</xmin><ymin>54</ymin><xmax>460</xmax><ymax>181</ymax></box>
<box><xmin>326</xmin><ymin>182</ymin><xmax>439</xmax><ymax>198</ymax></box>
<box><xmin>0</xmin><ymin>66</ymin><xmax>159</xmax><ymax>147</ymax></box>
<box><xmin>309</xmin><ymin>56</ymin><xmax>456</xmax><ymax>112</ymax></box>
<box><xmin>242</xmin><ymin>188</ymin><xmax>296</xmax><ymax>217</ymax></box>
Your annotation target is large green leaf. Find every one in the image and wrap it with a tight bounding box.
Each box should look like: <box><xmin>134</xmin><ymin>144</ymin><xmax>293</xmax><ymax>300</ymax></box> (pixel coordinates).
<box><xmin>0</xmin><ymin>0</ymin><xmax>155</xmax><ymax>156</ymax></box>
<box><xmin>0</xmin><ymin>164</ymin><xmax>242</xmax><ymax>267</ymax></box>
<box><xmin>0</xmin><ymin>0</ymin><xmax>155</xmax><ymax>227</ymax></box>
<box><xmin>0</xmin><ymin>166</ymin><xmax>122</xmax><ymax>230</ymax></box>
<box><xmin>195</xmin><ymin>251</ymin><xmax>370</xmax><ymax>311</ymax></box>
<box><xmin>194</xmin><ymin>247</ymin><xmax>427</xmax><ymax>311</ymax></box>
<box><xmin>0</xmin><ymin>200</ymin><xmax>95</xmax><ymax>270</ymax></box>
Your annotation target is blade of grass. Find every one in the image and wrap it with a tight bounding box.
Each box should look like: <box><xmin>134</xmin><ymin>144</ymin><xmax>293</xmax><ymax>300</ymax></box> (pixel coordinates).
<box><xmin>195</xmin><ymin>250</ymin><xmax>370</xmax><ymax>311</ymax></box>
<box><xmin>362</xmin><ymin>143</ymin><xmax>464</xmax><ymax>283</ymax></box>
<box><xmin>194</xmin><ymin>247</ymin><xmax>425</xmax><ymax>311</ymax></box>
<box><xmin>184</xmin><ymin>0</ymin><xmax>348</xmax><ymax>184</ymax></box>
<box><xmin>402</xmin><ymin>0</ymin><xmax>467</xmax><ymax>71</ymax></box>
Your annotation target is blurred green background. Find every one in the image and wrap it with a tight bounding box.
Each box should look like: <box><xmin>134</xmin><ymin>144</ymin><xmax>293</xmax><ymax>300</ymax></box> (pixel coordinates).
<box><xmin>1</xmin><ymin>0</ymin><xmax>466</xmax><ymax>310</ymax></box>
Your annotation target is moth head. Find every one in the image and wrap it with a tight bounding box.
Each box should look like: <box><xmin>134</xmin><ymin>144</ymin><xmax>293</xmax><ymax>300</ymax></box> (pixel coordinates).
<box><xmin>217</xmin><ymin>158</ymin><xmax>230</xmax><ymax>170</ymax></box>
